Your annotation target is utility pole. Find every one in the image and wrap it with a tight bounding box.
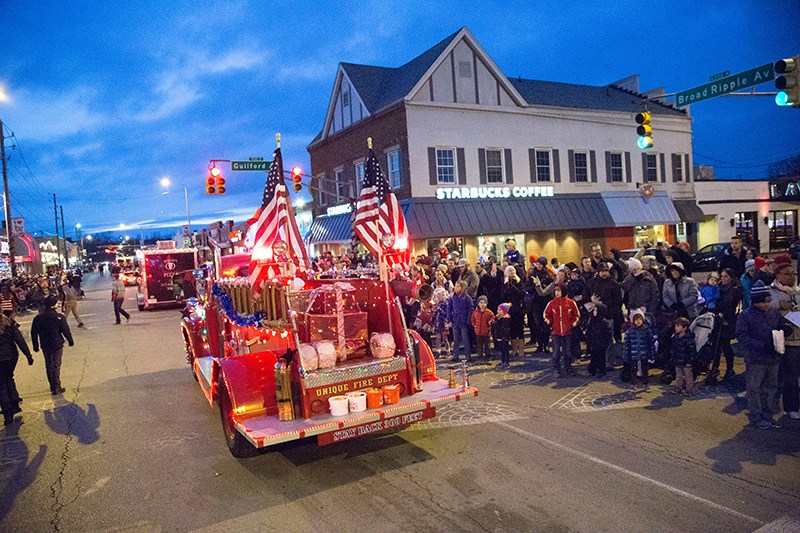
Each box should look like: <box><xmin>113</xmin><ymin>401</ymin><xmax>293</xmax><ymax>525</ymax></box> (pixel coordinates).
<box><xmin>0</xmin><ymin>120</ymin><xmax>15</xmax><ymax>277</ymax></box>
<box><xmin>53</xmin><ymin>194</ymin><xmax>61</xmax><ymax>270</ymax></box>
<box><xmin>60</xmin><ymin>205</ymin><xmax>66</xmax><ymax>269</ymax></box>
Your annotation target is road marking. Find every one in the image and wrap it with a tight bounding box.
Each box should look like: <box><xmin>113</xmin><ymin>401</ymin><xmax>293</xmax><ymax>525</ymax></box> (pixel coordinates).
<box><xmin>495</xmin><ymin>421</ymin><xmax>764</xmax><ymax>526</ymax></box>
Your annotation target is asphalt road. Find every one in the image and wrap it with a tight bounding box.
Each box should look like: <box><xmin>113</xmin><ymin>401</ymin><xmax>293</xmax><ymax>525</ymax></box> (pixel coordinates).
<box><xmin>1</xmin><ymin>272</ymin><xmax>798</xmax><ymax>532</ymax></box>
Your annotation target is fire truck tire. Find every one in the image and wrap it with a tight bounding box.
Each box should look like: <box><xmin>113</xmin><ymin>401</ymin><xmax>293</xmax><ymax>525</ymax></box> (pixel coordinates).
<box><xmin>138</xmin><ymin>304</ymin><xmax>144</xmax><ymax>311</ymax></box>
<box><xmin>218</xmin><ymin>381</ymin><xmax>257</xmax><ymax>458</ymax></box>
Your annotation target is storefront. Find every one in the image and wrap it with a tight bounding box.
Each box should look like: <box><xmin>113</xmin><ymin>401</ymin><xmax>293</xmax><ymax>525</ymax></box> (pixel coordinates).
<box><xmin>307</xmin><ymin>190</ymin><xmax>700</xmax><ymax>267</ymax></box>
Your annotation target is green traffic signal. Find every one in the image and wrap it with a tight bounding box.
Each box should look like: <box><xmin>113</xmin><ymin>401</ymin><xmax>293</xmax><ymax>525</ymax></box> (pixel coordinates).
<box><xmin>635</xmin><ymin>112</ymin><xmax>653</xmax><ymax>149</ymax></box>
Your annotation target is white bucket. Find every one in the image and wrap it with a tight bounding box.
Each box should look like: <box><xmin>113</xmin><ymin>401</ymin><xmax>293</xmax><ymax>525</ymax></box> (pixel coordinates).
<box><xmin>328</xmin><ymin>395</ymin><xmax>349</xmax><ymax>416</ymax></box>
<box><xmin>346</xmin><ymin>391</ymin><xmax>367</xmax><ymax>412</ymax></box>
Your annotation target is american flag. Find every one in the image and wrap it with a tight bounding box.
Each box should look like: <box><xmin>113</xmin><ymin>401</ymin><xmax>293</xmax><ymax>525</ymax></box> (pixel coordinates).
<box><xmin>353</xmin><ymin>148</ymin><xmax>408</xmax><ymax>266</ymax></box>
<box><xmin>245</xmin><ymin>147</ymin><xmax>309</xmax><ymax>298</ymax></box>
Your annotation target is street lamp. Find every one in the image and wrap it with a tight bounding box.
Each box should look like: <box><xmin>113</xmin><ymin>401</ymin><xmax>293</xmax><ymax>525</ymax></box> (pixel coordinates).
<box><xmin>161</xmin><ymin>178</ymin><xmax>191</xmax><ymax>243</ymax></box>
<box><xmin>75</xmin><ymin>223</ymin><xmax>84</xmax><ymax>268</ymax></box>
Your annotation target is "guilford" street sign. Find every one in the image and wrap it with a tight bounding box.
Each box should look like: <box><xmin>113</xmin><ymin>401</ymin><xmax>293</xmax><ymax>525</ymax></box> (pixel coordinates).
<box><xmin>675</xmin><ymin>63</ymin><xmax>775</xmax><ymax>108</ymax></box>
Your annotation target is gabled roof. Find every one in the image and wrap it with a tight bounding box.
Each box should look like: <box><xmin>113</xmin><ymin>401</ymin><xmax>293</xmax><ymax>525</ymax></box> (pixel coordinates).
<box><xmin>343</xmin><ymin>29</ymin><xmax>460</xmax><ymax>114</ymax></box>
<box><xmin>508</xmin><ymin>78</ymin><xmax>685</xmax><ymax>116</ymax></box>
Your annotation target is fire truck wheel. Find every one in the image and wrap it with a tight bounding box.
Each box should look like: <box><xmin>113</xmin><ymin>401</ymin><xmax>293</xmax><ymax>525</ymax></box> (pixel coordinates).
<box><xmin>218</xmin><ymin>380</ymin><xmax>257</xmax><ymax>458</ymax></box>
<box><xmin>138</xmin><ymin>304</ymin><xmax>144</xmax><ymax>311</ymax></box>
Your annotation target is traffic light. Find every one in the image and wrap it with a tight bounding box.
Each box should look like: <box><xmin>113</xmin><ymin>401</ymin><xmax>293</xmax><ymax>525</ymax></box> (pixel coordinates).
<box><xmin>216</xmin><ymin>176</ymin><xmax>226</xmax><ymax>195</ymax></box>
<box><xmin>635</xmin><ymin>112</ymin><xmax>653</xmax><ymax>149</ymax></box>
<box><xmin>775</xmin><ymin>55</ymin><xmax>800</xmax><ymax>107</ymax></box>
<box><xmin>206</xmin><ymin>176</ymin><xmax>215</xmax><ymax>195</ymax></box>
<box><xmin>292</xmin><ymin>166</ymin><xmax>302</xmax><ymax>192</ymax></box>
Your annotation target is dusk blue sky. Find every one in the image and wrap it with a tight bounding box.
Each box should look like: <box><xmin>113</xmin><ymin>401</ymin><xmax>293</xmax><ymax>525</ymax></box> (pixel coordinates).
<box><xmin>1</xmin><ymin>1</ymin><xmax>799</xmax><ymax>239</ymax></box>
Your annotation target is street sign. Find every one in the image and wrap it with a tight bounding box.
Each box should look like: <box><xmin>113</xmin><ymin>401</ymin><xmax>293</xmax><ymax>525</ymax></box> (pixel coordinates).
<box><xmin>182</xmin><ymin>225</ymin><xmax>190</xmax><ymax>237</ymax></box>
<box><xmin>709</xmin><ymin>70</ymin><xmax>730</xmax><ymax>82</ymax></box>
<box><xmin>231</xmin><ymin>160</ymin><xmax>271</xmax><ymax>171</ymax></box>
<box><xmin>676</xmin><ymin>63</ymin><xmax>775</xmax><ymax>108</ymax></box>
<box><xmin>249</xmin><ymin>157</ymin><xmax>263</xmax><ymax>161</ymax></box>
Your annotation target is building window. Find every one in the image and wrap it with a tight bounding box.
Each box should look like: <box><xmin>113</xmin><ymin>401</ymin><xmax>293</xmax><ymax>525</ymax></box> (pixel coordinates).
<box><xmin>734</xmin><ymin>212</ymin><xmax>758</xmax><ymax>248</ymax></box>
<box><xmin>645</xmin><ymin>154</ymin><xmax>658</xmax><ymax>182</ymax></box>
<box><xmin>437</xmin><ymin>148</ymin><xmax>456</xmax><ymax>184</ymax></box>
<box><xmin>486</xmin><ymin>148</ymin><xmax>503</xmax><ymax>183</ymax></box>
<box><xmin>387</xmin><ymin>149</ymin><xmax>401</xmax><ymax>189</ymax></box>
<box><xmin>673</xmin><ymin>154</ymin><xmax>684</xmax><ymax>182</ymax></box>
<box><xmin>335</xmin><ymin>169</ymin><xmax>348</xmax><ymax>202</ymax></box>
<box><xmin>317</xmin><ymin>174</ymin><xmax>328</xmax><ymax>206</ymax></box>
<box><xmin>426</xmin><ymin>237</ymin><xmax>463</xmax><ymax>260</ymax></box>
<box><xmin>535</xmin><ymin>149</ymin><xmax>551</xmax><ymax>182</ymax></box>
<box><xmin>769</xmin><ymin>210</ymin><xmax>797</xmax><ymax>250</ymax></box>
<box><xmin>342</xmin><ymin>88</ymin><xmax>349</xmax><ymax>108</ymax></box>
<box><xmin>354</xmin><ymin>162</ymin><xmax>365</xmax><ymax>195</ymax></box>
<box><xmin>574</xmin><ymin>151</ymin><xmax>588</xmax><ymax>183</ymax></box>
<box><xmin>609</xmin><ymin>152</ymin><xmax>623</xmax><ymax>182</ymax></box>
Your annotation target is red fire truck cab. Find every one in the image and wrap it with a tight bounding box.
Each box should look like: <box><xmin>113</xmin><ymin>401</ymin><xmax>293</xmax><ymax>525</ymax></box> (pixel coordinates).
<box><xmin>180</xmin><ymin>253</ymin><xmax>477</xmax><ymax>457</ymax></box>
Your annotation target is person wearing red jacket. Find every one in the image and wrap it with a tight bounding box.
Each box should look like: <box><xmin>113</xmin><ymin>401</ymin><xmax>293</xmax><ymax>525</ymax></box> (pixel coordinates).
<box><xmin>471</xmin><ymin>296</ymin><xmax>494</xmax><ymax>365</ymax></box>
<box><xmin>543</xmin><ymin>285</ymin><xmax>580</xmax><ymax>377</ymax></box>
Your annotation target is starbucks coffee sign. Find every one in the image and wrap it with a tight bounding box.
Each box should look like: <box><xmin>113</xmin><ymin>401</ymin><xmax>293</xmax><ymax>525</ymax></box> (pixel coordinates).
<box><xmin>436</xmin><ymin>186</ymin><xmax>554</xmax><ymax>200</ymax></box>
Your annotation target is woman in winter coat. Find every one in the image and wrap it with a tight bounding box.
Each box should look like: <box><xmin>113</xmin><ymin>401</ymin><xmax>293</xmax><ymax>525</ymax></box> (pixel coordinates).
<box><xmin>710</xmin><ymin>268</ymin><xmax>743</xmax><ymax>380</ymax></box>
<box><xmin>432</xmin><ymin>269</ymin><xmax>454</xmax><ymax>295</ymax></box>
<box><xmin>501</xmin><ymin>266</ymin><xmax>527</xmax><ymax>357</ymax></box>
<box><xmin>0</xmin><ymin>313</ymin><xmax>33</xmax><ymax>425</ymax></box>
<box><xmin>662</xmin><ymin>262</ymin><xmax>699</xmax><ymax>320</ymax></box>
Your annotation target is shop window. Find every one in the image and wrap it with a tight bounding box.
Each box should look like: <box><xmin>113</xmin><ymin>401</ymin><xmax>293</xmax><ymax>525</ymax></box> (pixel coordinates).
<box><xmin>768</xmin><ymin>210</ymin><xmax>797</xmax><ymax>250</ymax></box>
<box><xmin>436</xmin><ymin>148</ymin><xmax>456</xmax><ymax>184</ymax></box>
<box><xmin>609</xmin><ymin>152</ymin><xmax>623</xmax><ymax>182</ymax></box>
<box><xmin>575</xmin><ymin>151</ymin><xmax>588</xmax><ymax>183</ymax></box>
<box><xmin>645</xmin><ymin>154</ymin><xmax>658</xmax><ymax>182</ymax></box>
<box><xmin>478</xmin><ymin>234</ymin><xmax>525</xmax><ymax>265</ymax></box>
<box><xmin>485</xmin><ymin>148</ymin><xmax>504</xmax><ymax>183</ymax></box>
<box><xmin>427</xmin><ymin>237</ymin><xmax>463</xmax><ymax>261</ymax></box>
<box><xmin>735</xmin><ymin>212</ymin><xmax>758</xmax><ymax>249</ymax></box>
<box><xmin>535</xmin><ymin>149</ymin><xmax>551</xmax><ymax>182</ymax></box>
<box><xmin>387</xmin><ymin>149</ymin><xmax>401</xmax><ymax>189</ymax></box>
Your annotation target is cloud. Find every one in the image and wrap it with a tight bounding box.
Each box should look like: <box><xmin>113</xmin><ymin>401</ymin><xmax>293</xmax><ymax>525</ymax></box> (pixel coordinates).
<box><xmin>63</xmin><ymin>142</ymin><xmax>103</xmax><ymax>158</ymax></box>
<box><xmin>3</xmin><ymin>86</ymin><xmax>107</xmax><ymax>142</ymax></box>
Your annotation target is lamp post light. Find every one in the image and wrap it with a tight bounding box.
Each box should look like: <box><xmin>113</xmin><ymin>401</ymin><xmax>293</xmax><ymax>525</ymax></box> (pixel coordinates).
<box><xmin>161</xmin><ymin>178</ymin><xmax>191</xmax><ymax>244</ymax></box>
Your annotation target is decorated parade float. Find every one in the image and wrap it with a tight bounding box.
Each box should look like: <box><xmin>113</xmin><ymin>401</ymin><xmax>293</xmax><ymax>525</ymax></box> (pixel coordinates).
<box><xmin>180</xmin><ymin>137</ymin><xmax>476</xmax><ymax>457</ymax></box>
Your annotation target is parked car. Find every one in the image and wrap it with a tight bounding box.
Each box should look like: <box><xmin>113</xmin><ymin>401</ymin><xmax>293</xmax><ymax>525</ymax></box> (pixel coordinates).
<box><xmin>790</xmin><ymin>239</ymin><xmax>800</xmax><ymax>260</ymax></box>
<box><xmin>692</xmin><ymin>242</ymin><xmax>728</xmax><ymax>271</ymax></box>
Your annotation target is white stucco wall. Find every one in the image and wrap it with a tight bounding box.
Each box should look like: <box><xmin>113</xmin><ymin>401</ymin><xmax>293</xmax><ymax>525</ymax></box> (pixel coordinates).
<box><xmin>405</xmin><ymin>101</ymin><xmax>695</xmax><ymax>199</ymax></box>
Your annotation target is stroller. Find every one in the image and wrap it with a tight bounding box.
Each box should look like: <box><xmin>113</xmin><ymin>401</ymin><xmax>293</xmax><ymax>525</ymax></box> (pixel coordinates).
<box><xmin>690</xmin><ymin>312</ymin><xmax>721</xmax><ymax>383</ymax></box>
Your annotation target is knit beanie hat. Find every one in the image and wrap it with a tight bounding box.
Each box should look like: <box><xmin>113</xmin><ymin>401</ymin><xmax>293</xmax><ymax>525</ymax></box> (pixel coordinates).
<box><xmin>477</xmin><ymin>295</ymin><xmax>488</xmax><ymax>305</ymax></box>
<box><xmin>432</xmin><ymin>287</ymin><xmax>447</xmax><ymax>301</ymax></box>
<box><xmin>497</xmin><ymin>303</ymin><xmax>511</xmax><ymax>315</ymax></box>
<box><xmin>773</xmin><ymin>253</ymin><xmax>793</xmax><ymax>276</ymax></box>
<box><xmin>628</xmin><ymin>258</ymin><xmax>642</xmax><ymax>271</ymax></box>
<box><xmin>750</xmin><ymin>280</ymin><xmax>772</xmax><ymax>304</ymax></box>
<box><xmin>565</xmin><ymin>262</ymin><xmax>579</xmax><ymax>271</ymax></box>
<box><xmin>754</xmin><ymin>256</ymin><xmax>768</xmax><ymax>271</ymax></box>
<box><xmin>630</xmin><ymin>308</ymin><xmax>646</xmax><ymax>323</ymax></box>
<box><xmin>44</xmin><ymin>295</ymin><xmax>59</xmax><ymax>308</ymax></box>
<box><xmin>744</xmin><ymin>259</ymin><xmax>756</xmax><ymax>274</ymax></box>
<box><xmin>536</xmin><ymin>256</ymin><xmax>548</xmax><ymax>265</ymax></box>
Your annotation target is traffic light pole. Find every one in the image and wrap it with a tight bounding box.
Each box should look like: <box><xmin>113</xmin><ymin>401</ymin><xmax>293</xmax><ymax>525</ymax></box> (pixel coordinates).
<box><xmin>0</xmin><ymin>119</ymin><xmax>15</xmax><ymax>277</ymax></box>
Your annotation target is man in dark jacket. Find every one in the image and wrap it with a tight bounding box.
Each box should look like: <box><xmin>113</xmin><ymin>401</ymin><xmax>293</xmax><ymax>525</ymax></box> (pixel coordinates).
<box><xmin>31</xmin><ymin>295</ymin><xmax>74</xmax><ymax>395</ymax></box>
<box><xmin>736</xmin><ymin>280</ymin><xmax>791</xmax><ymax>429</ymax></box>
<box><xmin>0</xmin><ymin>313</ymin><xmax>33</xmax><ymax>425</ymax></box>
<box><xmin>719</xmin><ymin>235</ymin><xmax>748</xmax><ymax>279</ymax></box>
<box><xmin>622</xmin><ymin>258</ymin><xmax>660</xmax><ymax>315</ymax></box>
<box><xmin>584</xmin><ymin>262</ymin><xmax>624</xmax><ymax>341</ymax></box>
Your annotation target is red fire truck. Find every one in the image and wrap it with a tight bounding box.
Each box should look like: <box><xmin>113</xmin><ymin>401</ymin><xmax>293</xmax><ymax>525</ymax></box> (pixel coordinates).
<box><xmin>180</xmin><ymin>252</ymin><xmax>476</xmax><ymax>457</ymax></box>
<box><xmin>136</xmin><ymin>242</ymin><xmax>198</xmax><ymax>311</ymax></box>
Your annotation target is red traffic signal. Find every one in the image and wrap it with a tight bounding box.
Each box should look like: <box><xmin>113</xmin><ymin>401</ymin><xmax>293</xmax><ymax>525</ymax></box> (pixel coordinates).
<box><xmin>206</xmin><ymin>177</ymin><xmax>216</xmax><ymax>195</ymax></box>
<box><xmin>291</xmin><ymin>166</ymin><xmax>302</xmax><ymax>192</ymax></box>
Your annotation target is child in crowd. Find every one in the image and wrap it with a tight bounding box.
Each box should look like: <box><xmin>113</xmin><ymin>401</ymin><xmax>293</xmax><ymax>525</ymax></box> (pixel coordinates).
<box><xmin>543</xmin><ymin>284</ymin><xmax>580</xmax><ymax>377</ymax></box>
<box><xmin>623</xmin><ymin>309</ymin><xmax>656</xmax><ymax>391</ymax></box>
<box><xmin>585</xmin><ymin>303</ymin><xmax>613</xmax><ymax>379</ymax></box>
<box><xmin>671</xmin><ymin>317</ymin><xmax>696</xmax><ymax>397</ymax></box>
<box><xmin>494</xmin><ymin>303</ymin><xmax>512</xmax><ymax>370</ymax></box>
<box><xmin>431</xmin><ymin>288</ymin><xmax>450</xmax><ymax>359</ymax></box>
<box><xmin>446</xmin><ymin>280</ymin><xmax>474</xmax><ymax>363</ymax></box>
<box><xmin>471</xmin><ymin>295</ymin><xmax>494</xmax><ymax>365</ymax></box>
<box><xmin>700</xmin><ymin>272</ymin><xmax>720</xmax><ymax>310</ymax></box>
